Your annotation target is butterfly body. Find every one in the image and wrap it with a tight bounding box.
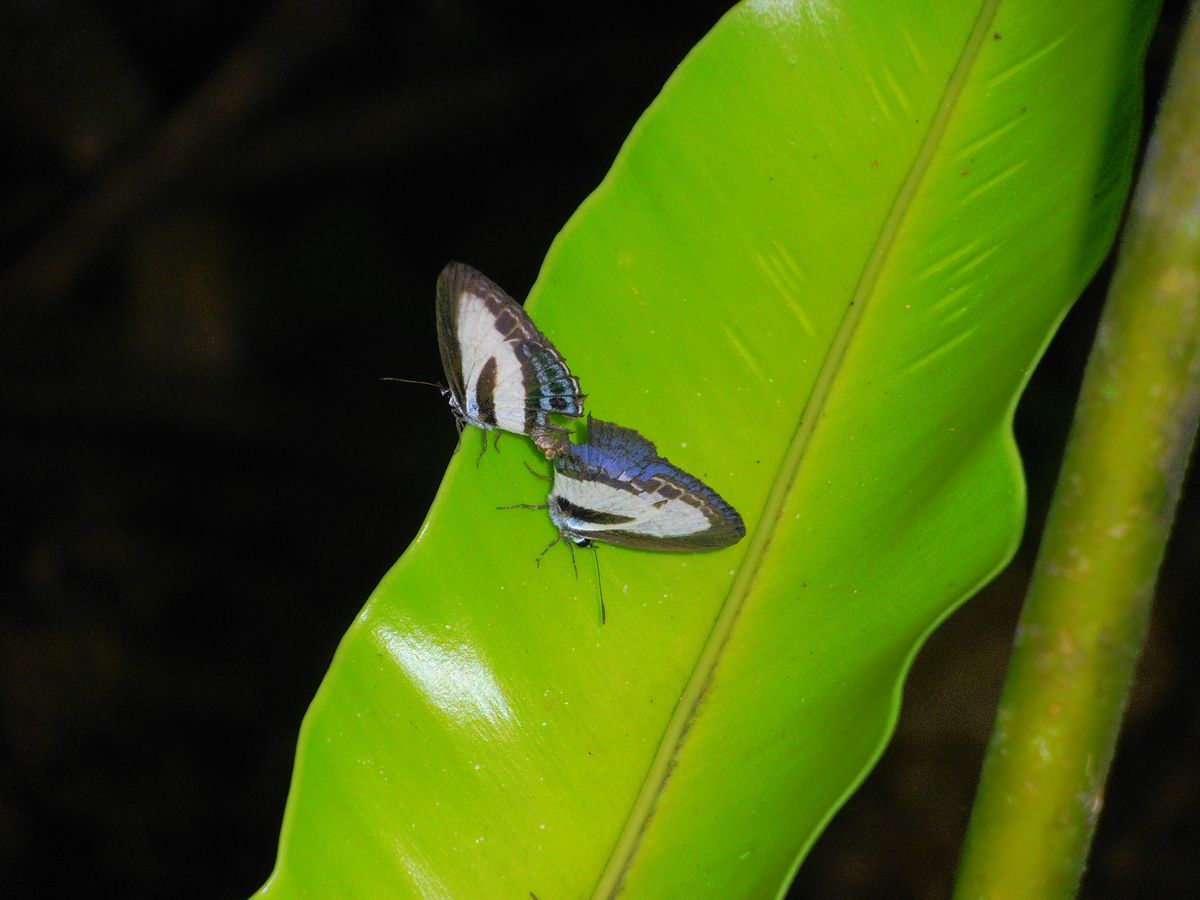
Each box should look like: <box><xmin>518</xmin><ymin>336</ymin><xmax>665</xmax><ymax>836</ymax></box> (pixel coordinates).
<box><xmin>436</xmin><ymin>262</ymin><xmax>584</xmax><ymax>456</ymax></box>
<box><xmin>547</xmin><ymin>417</ymin><xmax>745</xmax><ymax>551</ymax></box>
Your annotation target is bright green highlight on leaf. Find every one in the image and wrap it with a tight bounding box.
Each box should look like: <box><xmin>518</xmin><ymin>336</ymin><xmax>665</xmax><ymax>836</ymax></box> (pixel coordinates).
<box><xmin>258</xmin><ymin>1</ymin><xmax>1150</xmax><ymax>897</ymax></box>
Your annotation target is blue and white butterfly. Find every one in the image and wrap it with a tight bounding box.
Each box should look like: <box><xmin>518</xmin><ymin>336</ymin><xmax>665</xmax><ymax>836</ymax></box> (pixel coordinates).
<box><xmin>545</xmin><ymin>416</ymin><xmax>746</xmax><ymax>554</ymax></box>
<box><xmin>436</xmin><ymin>262</ymin><xmax>584</xmax><ymax>458</ymax></box>
<box><xmin>508</xmin><ymin>416</ymin><xmax>744</xmax><ymax>622</ymax></box>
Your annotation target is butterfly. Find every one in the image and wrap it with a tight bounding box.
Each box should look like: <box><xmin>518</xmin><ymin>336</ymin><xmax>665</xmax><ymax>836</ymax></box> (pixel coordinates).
<box><xmin>544</xmin><ymin>416</ymin><xmax>746</xmax><ymax>554</ymax></box>
<box><xmin>436</xmin><ymin>261</ymin><xmax>585</xmax><ymax>458</ymax></box>
<box><xmin>503</xmin><ymin>417</ymin><xmax>745</xmax><ymax>623</ymax></box>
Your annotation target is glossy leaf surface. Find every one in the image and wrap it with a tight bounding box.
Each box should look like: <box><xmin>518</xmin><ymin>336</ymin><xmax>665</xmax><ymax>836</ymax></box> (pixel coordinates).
<box><xmin>258</xmin><ymin>1</ymin><xmax>1151</xmax><ymax>896</ymax></box>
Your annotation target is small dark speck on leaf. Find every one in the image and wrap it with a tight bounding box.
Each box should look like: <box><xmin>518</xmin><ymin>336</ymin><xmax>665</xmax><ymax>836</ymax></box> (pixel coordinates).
<box><xmin>961</xmin><ymin>168</ymin><xmax>970</xmax><ymax>176</ymax></box>
<box><xmin>993</xmin><ymin>32</ymin><xmax>1002</xmax><ymax>40</ymax></box>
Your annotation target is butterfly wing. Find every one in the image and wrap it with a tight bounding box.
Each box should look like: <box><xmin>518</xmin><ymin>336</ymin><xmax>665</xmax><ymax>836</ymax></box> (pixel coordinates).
<box><xmin>435</xmin><ymin>262</ymin><xmax>584</xmax><ymax>436</ymax></box>
<box><xmin>434</xmin><ymin>264</ymin><xmax>469</xmax><ymax>408</ymax></box>
<box><xmin>551</xmin><ymin>417</ymin><xmax>745</xmax><ymax>551</ymax></box>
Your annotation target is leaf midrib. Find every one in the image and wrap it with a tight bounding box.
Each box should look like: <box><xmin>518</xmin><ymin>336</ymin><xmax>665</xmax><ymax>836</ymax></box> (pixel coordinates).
<box><xmin>590</xmin><ymin>2</ymin><xmax>1002</xmax><ymax>896</ymax></box>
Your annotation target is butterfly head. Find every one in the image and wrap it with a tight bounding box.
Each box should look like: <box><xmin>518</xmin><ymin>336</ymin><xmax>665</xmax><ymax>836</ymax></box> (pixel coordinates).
<box><xmin>428</xmin><ymin>381</ymin><xmax>464</xmax><ymax>434</ymax></box>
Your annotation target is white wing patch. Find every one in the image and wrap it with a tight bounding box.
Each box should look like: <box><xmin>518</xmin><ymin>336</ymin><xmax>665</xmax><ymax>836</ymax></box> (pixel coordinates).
<box><xmin>456</xmin><ymin>290</ymin><xmax>527</xmax><ymax>432</ymax></box>
<box><xmin>552</xmin><ymin>473</ymin><xmax>713</xmax><ymax>538</ymax></box>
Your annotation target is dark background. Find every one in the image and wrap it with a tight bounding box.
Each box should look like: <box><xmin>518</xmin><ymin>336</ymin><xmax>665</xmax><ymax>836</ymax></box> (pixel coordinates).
<box><xmin>1</xmin><ymin>2</ymin><xmax>1195</xmax><ymax>898</ymax></box>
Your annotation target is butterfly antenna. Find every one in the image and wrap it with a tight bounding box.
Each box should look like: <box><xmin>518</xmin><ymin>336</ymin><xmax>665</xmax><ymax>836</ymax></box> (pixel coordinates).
<box><xmin>591</xmin><ymin>545</ymin><xmax>606</xmax><ymax>625</ymax></box>
<box><xmin>533</xmin><ymin>533</ymin><xmax>562</xmax><ymax>567</ymax></box>
<box><xmin>522</xmin><ymin>461</ymin><xmax>552</xmax><ymax>482</ymax></box>
<box><xmin>379</xmin><ymin>376</ymin><xmax>446</xmax><ymax>390</ymax></box>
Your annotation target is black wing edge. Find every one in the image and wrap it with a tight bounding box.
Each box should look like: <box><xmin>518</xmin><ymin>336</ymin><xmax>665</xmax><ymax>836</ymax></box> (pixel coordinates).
<box><xmin>434</xmin><ymin>262</ymin><xmax>473</xmax><ymax>401</ymax></box>
<box><xmin>572</xmin><ymin>415</ymin><xmax>747</xmax><ymax>550</ymax></box>
<box><xmin>594</xmin><ymin>520</ymin><xmax>745</xmax><ymax>552</ymax></box>
<box><xmin>437</xmin><ymin>261</ymin><xmax>551</xmax><ymax>341</ymax></box>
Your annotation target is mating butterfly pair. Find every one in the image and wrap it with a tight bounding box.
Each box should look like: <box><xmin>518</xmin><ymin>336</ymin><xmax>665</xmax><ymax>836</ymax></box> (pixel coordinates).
<box><xmin>435</xmin><ymin>262</ymin><xmax>746</xmax><ymax>567</ymax></box>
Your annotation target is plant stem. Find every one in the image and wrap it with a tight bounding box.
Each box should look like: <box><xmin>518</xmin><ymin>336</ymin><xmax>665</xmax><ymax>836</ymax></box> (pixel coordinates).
<box><xmin>954</xmin><ymin>9</ymin><xmax>1200</xmax><ymax>898</ymax></box>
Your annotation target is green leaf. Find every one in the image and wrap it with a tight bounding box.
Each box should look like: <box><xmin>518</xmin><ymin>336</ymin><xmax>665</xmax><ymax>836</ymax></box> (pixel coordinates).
<box><xmin>257</xmin><ymin>1</ymin><xmax>1152</xmax><ymax>896</ymax></box>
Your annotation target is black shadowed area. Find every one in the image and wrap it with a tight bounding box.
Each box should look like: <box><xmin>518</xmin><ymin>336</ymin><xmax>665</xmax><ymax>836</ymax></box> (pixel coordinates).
<box><xmin>0</xmin><ymin>2</ymin><xmax>1195</xmax><ymax>898</ymax></box>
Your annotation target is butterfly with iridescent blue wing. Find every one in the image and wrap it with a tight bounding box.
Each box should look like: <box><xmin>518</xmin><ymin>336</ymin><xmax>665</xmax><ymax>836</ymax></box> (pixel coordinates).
<box><xmin>436</xmin><ymin>262</ymin><xmax>584</xmax><ymax>458</ymax></box>
<box><xmin>503</xmin><ymin>416</ymin><xmax>745</xmax><ymax>623</ymax></box>
<box><xmin>543</xmin><ymin>415</ymin><xmax>746</xmax><ymax>554</ymax></box>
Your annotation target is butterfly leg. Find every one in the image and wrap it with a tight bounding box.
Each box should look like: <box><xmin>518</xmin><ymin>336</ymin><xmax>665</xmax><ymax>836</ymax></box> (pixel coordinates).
<box><xmin>475</xmin><ymin>430</ymin><xmax>488</xmax><ymax>467</ymax></box>
<box><xmin>496</xmin><ymin>502</ymin><xmax>549</xmax><ymax>511</ymax></box>
<box><xmin>533</xmin><ymin>533</ymin><xmax>563</xmax><ymax>567</ymax></box>
<box><xmin>447</xmin><ymin>418</ymin><xmax>465</xmax><ymax>457</ymax></box>
<box><xmin>493</xmin><ymin>430</ymin><xmax>503</xmax><ymax>452</ymax></box>
<box><xmin>522</xmin><ymin>461</ymin><xmax>552</xmax><ymax>482</ymax></box>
